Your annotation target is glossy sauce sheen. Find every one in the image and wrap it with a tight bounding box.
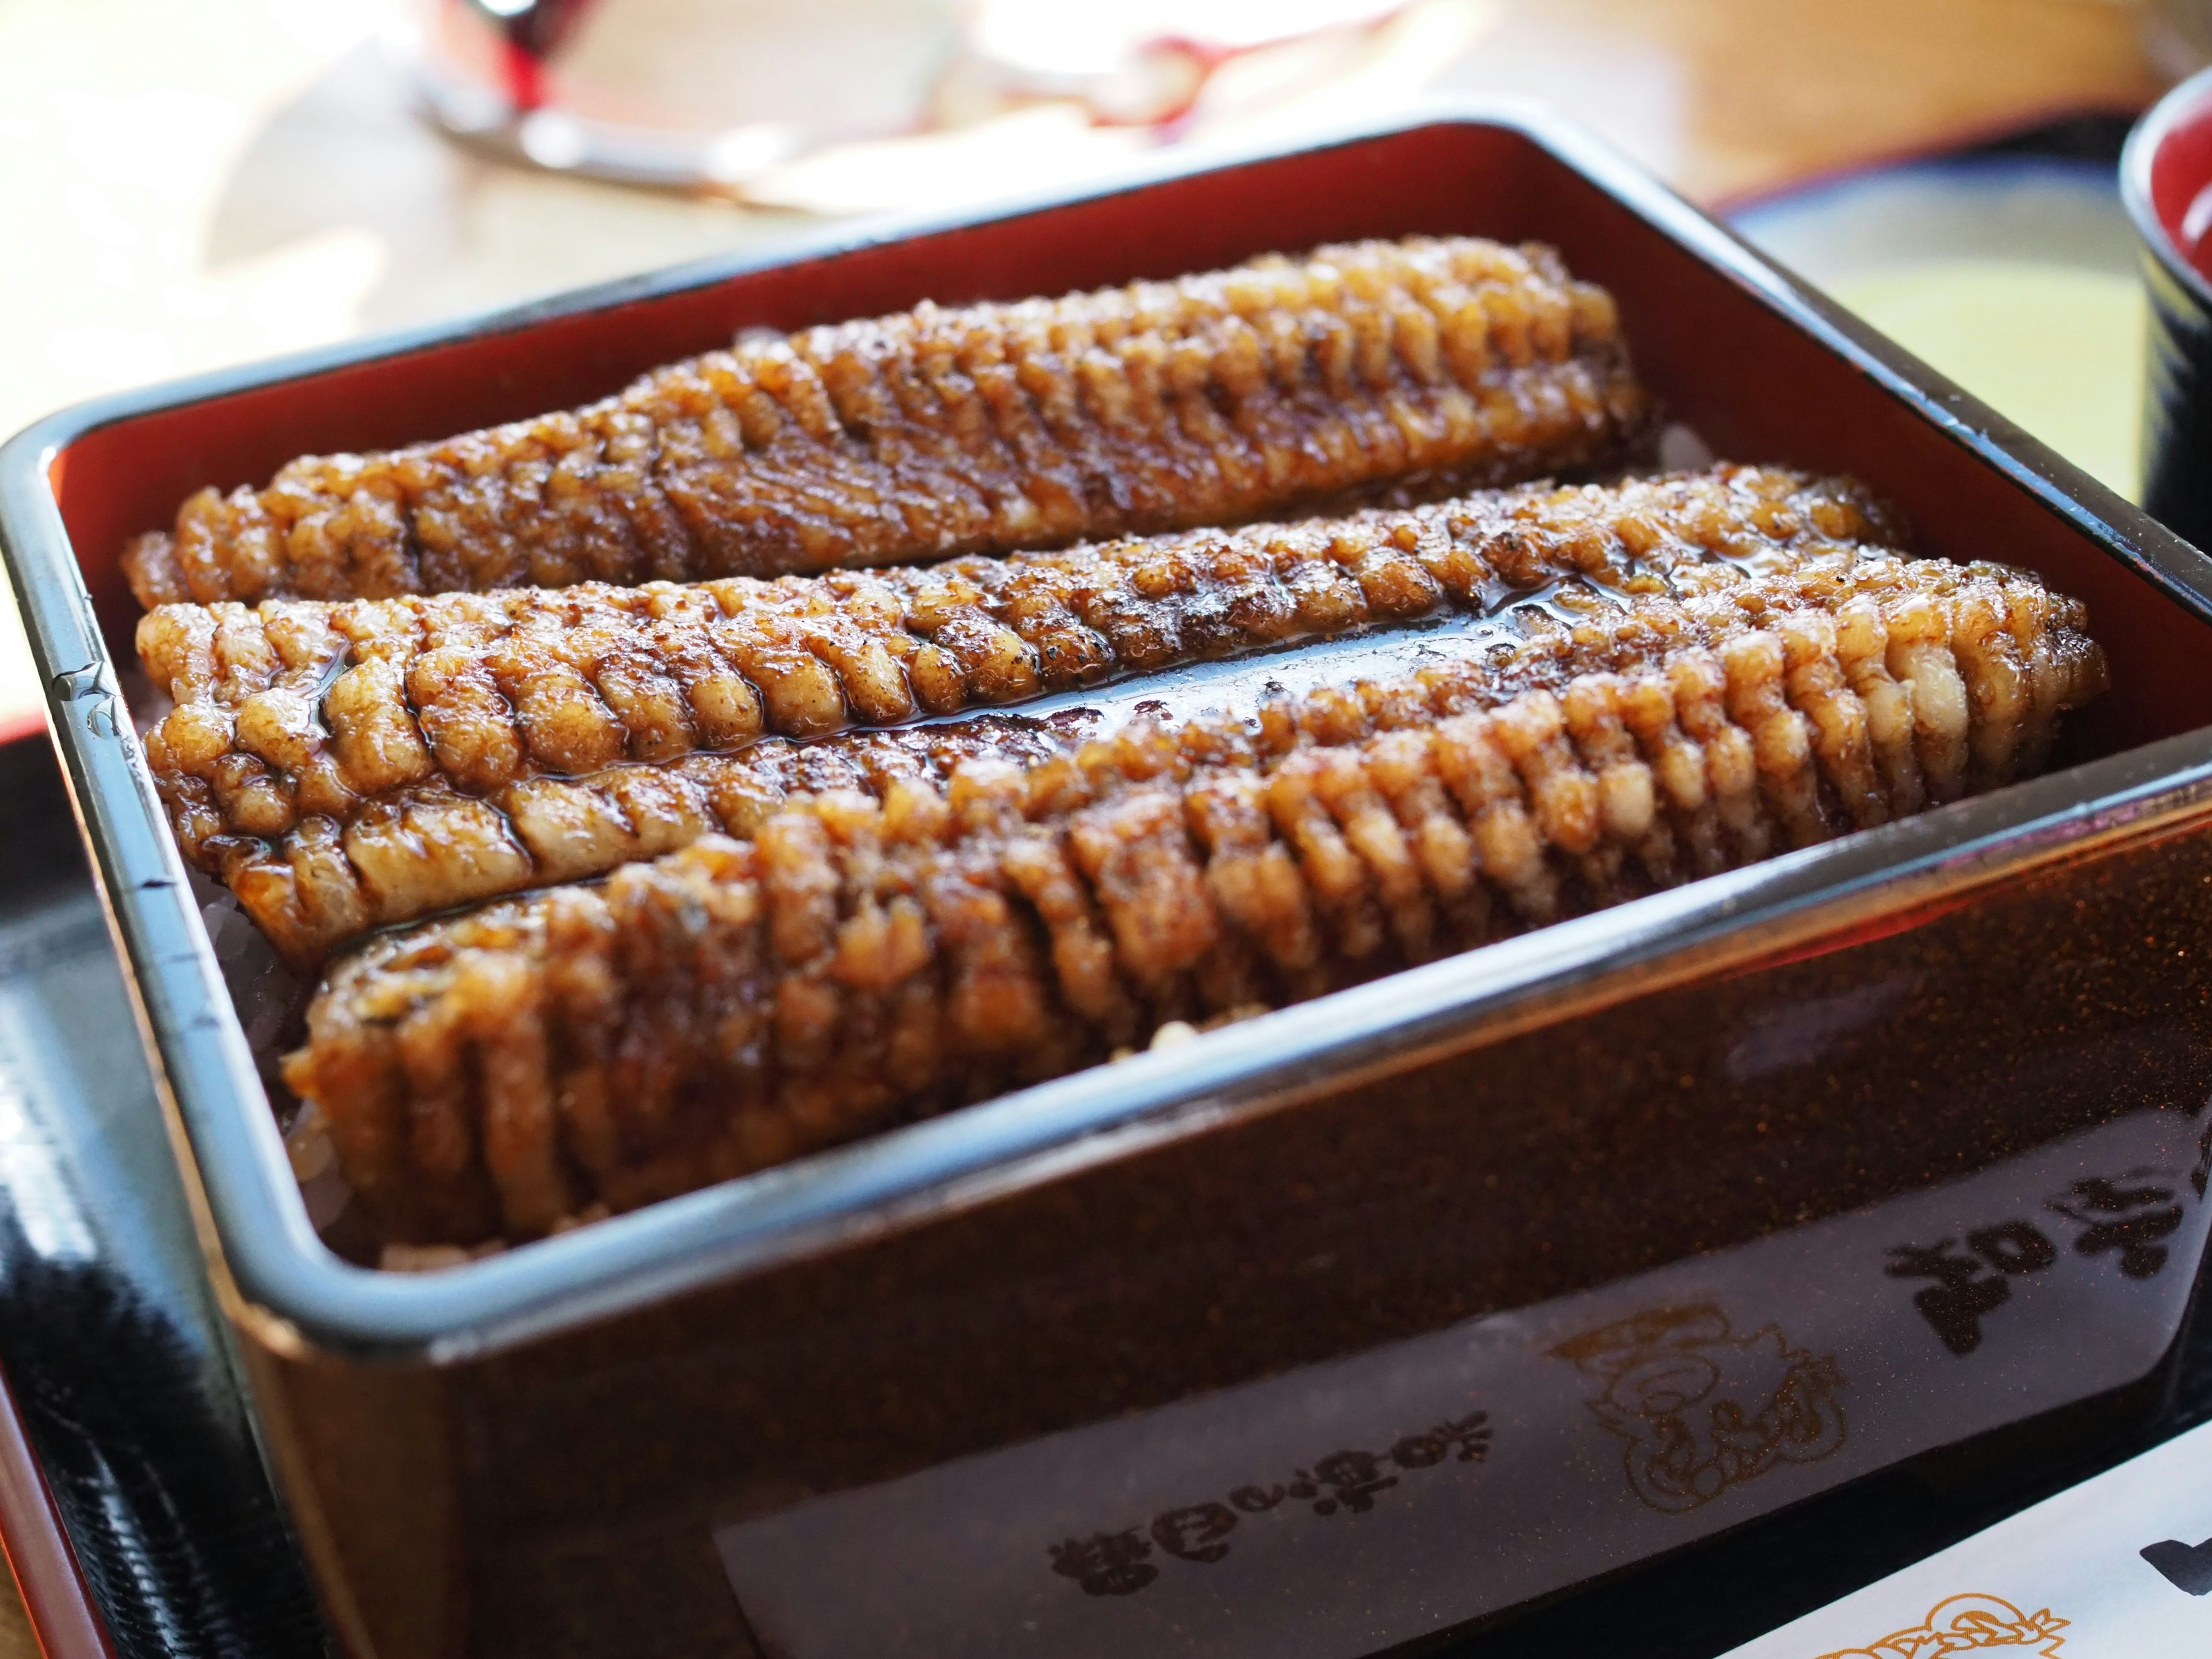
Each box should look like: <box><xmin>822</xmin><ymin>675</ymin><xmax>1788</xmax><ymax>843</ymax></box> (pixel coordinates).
<box><xmin>120</xmin><ymin>237</ymin><xmax>1647</xmax><ymax>607</ymax></box>
<box><xmin>137</xmin><ymin>467</ymin><xmax>1888</xmax><ymax>965</ymax></box>
<box><xmin>282</xmin><ymin>548</ymin><xmax>2107</xmax><ymax>1244</ymax></box>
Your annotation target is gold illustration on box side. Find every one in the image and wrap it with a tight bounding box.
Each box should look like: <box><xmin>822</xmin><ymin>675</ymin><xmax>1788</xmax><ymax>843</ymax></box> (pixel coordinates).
<box><xmin>1812</xmin><ymin>1592</ymin><xmax>2068</xmax><ymax>1657</ymax></box>
<box><xmin>1551</xmin><ymin>1302</ymin><xmax>1847</xmax><ymax>1513</ymax></box>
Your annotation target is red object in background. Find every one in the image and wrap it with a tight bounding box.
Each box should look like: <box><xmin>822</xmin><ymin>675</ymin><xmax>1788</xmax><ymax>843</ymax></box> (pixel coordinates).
<box><xmin>2141</xmin><ymin>69</ymin><xmax>2212</xmax><ymax>278</ymax></box>
<box><xmin>461</xmin><ymin>0</ymin><xmax>601</xmax><ymax>112</ymax></box>
<box><xmin>499</xmin><ymin>40</ymin><xmax>544</xmax><ymax>112</ymax></box>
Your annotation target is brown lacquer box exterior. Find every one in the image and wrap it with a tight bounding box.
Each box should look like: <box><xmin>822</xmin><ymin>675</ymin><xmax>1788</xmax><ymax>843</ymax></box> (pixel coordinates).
<box><xmin>10</xmin><ymin>108</ymin><xmax>2212</xmax><ymax>1658</ymax></box>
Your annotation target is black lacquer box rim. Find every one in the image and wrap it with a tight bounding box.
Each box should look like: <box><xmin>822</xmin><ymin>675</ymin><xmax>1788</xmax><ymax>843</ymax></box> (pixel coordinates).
<box><xmin>7</xmin><ymin>98</ymin><xmax>2212</xmax><ymax>1365</ymax></box>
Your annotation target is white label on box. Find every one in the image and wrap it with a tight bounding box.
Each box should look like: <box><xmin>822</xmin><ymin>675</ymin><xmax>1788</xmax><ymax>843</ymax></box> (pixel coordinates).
<box><xmin>1719</xmin><ymin>1413</ymin><xmax>2212</xmax><ymax>1657</ymax></box>
<box><xmin>714</xmin><ymin>1104</ymin><xmax>2212</xmax><ymax>1659</ymax></box>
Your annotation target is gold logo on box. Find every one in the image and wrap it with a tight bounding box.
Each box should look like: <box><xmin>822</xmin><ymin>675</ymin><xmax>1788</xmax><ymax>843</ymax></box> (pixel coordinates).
<box><xmin>1551</xmin><ymin>1302</ymin><xmax>1846</xmax><ymax>1513</ymax></box>
<box><xmin>1812</xmin><ymin>1592</ymin><xmax>2067</xmax><ymax>1657</ymax></box>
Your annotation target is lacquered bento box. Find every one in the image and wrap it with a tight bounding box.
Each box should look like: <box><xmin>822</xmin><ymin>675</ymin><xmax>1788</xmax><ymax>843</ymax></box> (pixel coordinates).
<box><xmin>10</xmin><ymin>105</ymin><xmax>2212</xmax><ymax>1659</ymax></box>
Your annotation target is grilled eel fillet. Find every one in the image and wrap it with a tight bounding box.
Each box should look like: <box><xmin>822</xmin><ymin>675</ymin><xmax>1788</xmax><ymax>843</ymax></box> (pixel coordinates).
<box><xmin>141</xmin><ymin>467</ymin><xmax>1896</xmax><ymax>966</ymax></box>
<box><xmin>122</xmin><ymin>236</ymin><xmax>1650</xmax><ymax>609</ymax></box>
<box><xmin>285</xmin><ymin>563</ymin><xmax>2108</xmax><ymax>1244</ymax></box>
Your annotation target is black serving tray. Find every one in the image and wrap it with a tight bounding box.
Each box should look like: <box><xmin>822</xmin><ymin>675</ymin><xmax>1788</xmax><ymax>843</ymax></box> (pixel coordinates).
<box><xmin>0</xmin><ymin>737</ymin><xmax>322</xmax><ymax>1658</ymax></box>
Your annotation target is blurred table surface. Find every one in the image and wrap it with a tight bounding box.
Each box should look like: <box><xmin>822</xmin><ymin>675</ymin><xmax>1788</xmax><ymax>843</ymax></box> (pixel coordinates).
<box><xmin>0</xmin><ymin>0</ymin><xmax>2173</xmax><ymax>1651</ymax></box>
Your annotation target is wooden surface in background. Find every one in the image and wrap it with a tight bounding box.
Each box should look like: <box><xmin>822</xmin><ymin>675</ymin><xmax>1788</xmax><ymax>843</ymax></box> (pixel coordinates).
<box><xmin>0</xmin><ymin>1575</ymin><xmax>31</xmax><ymax>1659</ymax></box>
<box><xmin>1508</xmin><ymin>0</ymin><xmax>2163</xmax><ymax>202</ymax></box>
